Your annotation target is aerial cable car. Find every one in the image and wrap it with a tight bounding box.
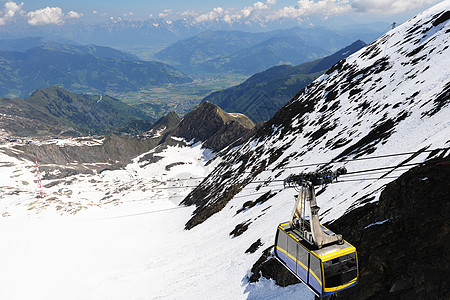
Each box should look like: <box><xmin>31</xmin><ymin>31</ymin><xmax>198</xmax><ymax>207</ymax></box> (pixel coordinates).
<box><xmin>274</xmin><ymin>167</ymin><xmax>358</xmax><ymax>298</ymax></box>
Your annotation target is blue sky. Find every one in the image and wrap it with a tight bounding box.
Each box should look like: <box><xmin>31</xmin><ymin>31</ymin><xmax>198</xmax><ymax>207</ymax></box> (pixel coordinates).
<box><xmin>0</xmin><ymin>0</ymin><xmax>443</xmax><ymax>26</ymax></box>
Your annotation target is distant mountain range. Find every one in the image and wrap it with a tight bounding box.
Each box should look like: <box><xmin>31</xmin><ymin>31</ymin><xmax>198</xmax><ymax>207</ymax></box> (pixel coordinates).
<box><xmin>154</xmin><ymin>30</ymin><xmax>273</xmax><ymax>71</ymax></box>
<box><xmin>203</xmin><ymin>40</ymin><xmax>366</xmax><ymax>122</ymax></box>
<box><xmin>0</xmin><ymin>17</ymin><xmax>386</xmax><ymax>49</ymax></box>
<box><xmin>0</xmin><ymin>86</ymin><xmax>153</xmax><ymax>136</ymax></box>
<box><xmin>0</xmin><ymin>37</ymin><xmax>140</xmax><ymax>61</ymax></box>
<box><xmin>0</xmin><ymin>38</ymin><xmax>192</xmax><ymax>98</ymax></box>
<box><xmin>155</xmin><ymin>27</ymin><xmax>373</xmax><ymax>74</ymax></box>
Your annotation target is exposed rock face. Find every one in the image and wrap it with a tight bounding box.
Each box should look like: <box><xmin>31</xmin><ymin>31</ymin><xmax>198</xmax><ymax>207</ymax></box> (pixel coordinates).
<box><xmin>2</xmin><ymin>134</ymin><xmax>161</xmax><ymax>179</ymax></box>
<box><xmin>248</xmin><ymin>159</ymin><xmax>450</xmax><ymax>299</ymax></box>
<box><xmin>327</xmin><ymin>159</ymin><xmax>450</xmax><ymax>300</ymax></box>
<box><xmin>140</xmin><ymin>111</ymin><xmax>181</xmax><ymax>139</ymax></box>
<box><xmin>162</xmin><ymin>101</ymin><xmax>255</xmax><ymax>153</ymax></box>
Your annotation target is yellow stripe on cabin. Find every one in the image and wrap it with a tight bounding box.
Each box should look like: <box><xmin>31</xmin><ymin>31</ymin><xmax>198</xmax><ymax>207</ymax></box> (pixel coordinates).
<box><xmin>318</xmin><ymin>246</ymin><xmax>356</xmax><ymax>262</ymax></box>
<box><xmin>278</xmin><ymin>225</ymin><xmax>321</xmax><ymax>260</ymax></box>
<box><xmin>276</xmin><ymin>246</ymin><xmax>322</xmax><ymax>287</ymax></box>
<box><xmin>324</xmin><ymin>277</ymin><xmax>357</xmax><ymax>293</ymax></box>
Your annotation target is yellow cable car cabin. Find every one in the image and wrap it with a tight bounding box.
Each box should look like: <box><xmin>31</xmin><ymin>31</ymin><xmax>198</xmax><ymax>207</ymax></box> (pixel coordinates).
<box><xmin>274</xmin><ymin>168</ymin><xmax>358</xmax><ymax>298</ymax></box>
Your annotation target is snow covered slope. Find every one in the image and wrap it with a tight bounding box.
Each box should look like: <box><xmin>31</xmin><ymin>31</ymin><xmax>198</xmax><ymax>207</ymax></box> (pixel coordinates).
<box><xmin>0</xmin><ymin>3</ymin><xmax>449</xmax><ymax>300</ymax></box>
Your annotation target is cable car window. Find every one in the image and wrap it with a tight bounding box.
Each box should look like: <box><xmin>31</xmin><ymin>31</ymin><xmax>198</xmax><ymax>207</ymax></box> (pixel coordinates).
<box><xmin>309</xmin><ymin>255</ymin><xmax>322</xmax><ymax>282</ymax></box>
<box><xmin>295</xmin><ymin>243</ymin><xmax>308</xmax><ymax>280</ymax></box>
<box><xmin>276</xmin><ymin>228</ymin><xmax>287</xmax><ymax>252</ymax></box>
<box><xmin>287</xmin><ymin>236</ymin><xmax>297</xmax><ymax>271</ymax></box>
<box><xmin>296</xmin><ymin>244</ymin><xmax>308</xmax><ymax>266</ymax></box>
<box><xmin>324</xmin><ymin>252</ymin><xmax>357</xmax><ymax>288</ymax></box>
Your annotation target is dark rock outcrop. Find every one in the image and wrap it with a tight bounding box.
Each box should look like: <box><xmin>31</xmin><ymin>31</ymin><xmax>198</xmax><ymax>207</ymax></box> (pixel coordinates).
<box><xmin>3</xmin><ymin>134</ymin><xmax>161</xmax><ymax>179</ymax></box>
<box><xmin>327</xmin><ymin>159</ymin><xmax>450</xmax><ymax>300</ymax></box>
<box><xmin>161</xmin><ymin>101</ymin><xmax>255</xmax><ymax>153</ymax></box>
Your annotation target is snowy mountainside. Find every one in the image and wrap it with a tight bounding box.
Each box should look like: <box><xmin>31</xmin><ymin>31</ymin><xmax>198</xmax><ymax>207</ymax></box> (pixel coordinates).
<box><xmin>183</xmin><ymin>1</ymin><xmax>450</xmax><ymax>229</ymax></box>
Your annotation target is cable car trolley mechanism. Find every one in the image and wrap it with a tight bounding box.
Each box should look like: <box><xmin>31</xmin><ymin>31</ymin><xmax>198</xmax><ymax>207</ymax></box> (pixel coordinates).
<box><xmin>274</xmin><ymin>167</ymin><xmax>358</xmax><ymax>298</ymax></box>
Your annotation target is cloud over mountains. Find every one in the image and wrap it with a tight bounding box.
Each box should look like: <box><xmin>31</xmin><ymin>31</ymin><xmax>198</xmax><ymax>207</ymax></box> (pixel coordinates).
<box><xmin>0</xmin><ymin>1</ymin><xmax>82</xmax><ymax>26</ymax></box>
<box><xmin>0</xmin><ymin>0</ymin><xmax>443</xmax><ymax>27</ymax></box>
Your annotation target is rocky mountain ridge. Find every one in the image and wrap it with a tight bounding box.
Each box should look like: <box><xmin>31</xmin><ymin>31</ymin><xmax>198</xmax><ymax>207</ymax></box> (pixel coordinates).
<box><xmin>0</xmin><ymin>86</ymin><xmax>152</xmax><ymax>136</ymax></box>
<box><xmin>0</xmin><ymin>40</ymin><xmax>191</xmax><ymax>98</ymax></box>
<box><xmin>1</xmin><ymin>99</ymin><xmax>256</xmax><ymax>182</ymax></box>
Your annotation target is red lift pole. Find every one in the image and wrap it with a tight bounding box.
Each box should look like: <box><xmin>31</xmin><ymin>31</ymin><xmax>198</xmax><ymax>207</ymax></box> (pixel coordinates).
<box><xmin>35</xmin><ymin>158</ymin><xmax>44</xmax><ymax>198</ymax></box>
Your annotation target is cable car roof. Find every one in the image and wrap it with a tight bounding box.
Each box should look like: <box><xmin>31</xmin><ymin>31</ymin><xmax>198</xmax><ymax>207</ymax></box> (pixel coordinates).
<box><xmin>278</xmin><ymin>222</ymin><xmax>356</xmax><ymax>261</ymax></box>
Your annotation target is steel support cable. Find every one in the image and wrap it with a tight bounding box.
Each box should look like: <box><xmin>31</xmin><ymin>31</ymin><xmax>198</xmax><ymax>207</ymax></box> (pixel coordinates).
<box><xmin>98</xmin><ymin>148</ymin><xmax>448</xmax><ymax>194</ymax></box>
<box><xmin>337</xmin><ymin>176</ymin><xmax>400</xmax><ymax>182</ymax></box>
<box><xmin>163</xmin><ymin>147</ymin><xmax>448</xmax><ymax>181</ymax></box>
<box><xmin>342</xmin><ymin>162</ymin><xmax>424</xmax><ymax>176</ymax></box>
<box><xmin>92</xmin><ymin>206</ymin><xmax>188</xmax><ymax>220</ymax></box>
<box><xmin>340</xmin><ymin>166</ymin><xmax>411</xmax><ymax>177</ymax></box>
<box><xmin>119</xmin><ymin>186</ymin><xmax>285</xmax><ymax>204</ymax></box>
<box><xmin>92</xmin><ymin>175</ymin><xmax>399</xmax><ymax>219</ymax></box>
<box><xmin>92</xmin><ymin>185</ymin><xmax>287</xmax><ymax>219</ymax></box>
<box><xmin>263</xmin><ymin>147</ymin><xmax>449</xmax><ymax>172</ymax></box>
<box><xmin>133</xmin><ymin>162</ymin><xmax>422</xmax><ymax>190</ymax></box>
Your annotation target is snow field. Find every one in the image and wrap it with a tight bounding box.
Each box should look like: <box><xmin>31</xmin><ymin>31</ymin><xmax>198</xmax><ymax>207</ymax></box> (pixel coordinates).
<box><xmin>1</xmin><ymin>141</ymin><xmax>309</xmax><ymax>299</ymax></box>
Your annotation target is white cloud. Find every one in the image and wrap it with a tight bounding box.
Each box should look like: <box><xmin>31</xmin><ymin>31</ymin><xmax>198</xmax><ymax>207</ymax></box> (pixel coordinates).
<box><xmin>67</xmin><ymin>10</ymin><xmax>82</xmax><ymax>19</ymax></box>
<box><xmin>26</xmin><ymin>7</ymin><xmax>64</xmax><ymax>25</ymax></box>
<box><xmin>300</xmin><ymin>0</ymin><xmax>351</xmax><ymax>14</ymax></box>
<box><xmin>352</xmin><ymin>0</ymin><xmax>440</xmax><ymax>14</ymax></box>
<box><xmin>268</xmin><ymin>0</ymin><xmax>351</xmax><ymax>21</ymax></box>
<box><xmin>179</xmin><ymin>10</ymin><xmax>197</xmax><ymax>17</ymax></box>
<box><xmin>0</xmin><ymin>1</ymin><xmax>25</xmax><ymax>25</ymax></box>
<box><xmin>195</xmin><ymin>7</ymin><xmax>225</xmax><ymax>22</ymax></box>
<box><xmin>26</xmin><ymin>6</ymin><xmax>83</xmax><ymax>26</ymax></box>
<box><xmin>195</xmin><ymin>0</ymin><xmax>275</xmax><ymax>23</ymax></box>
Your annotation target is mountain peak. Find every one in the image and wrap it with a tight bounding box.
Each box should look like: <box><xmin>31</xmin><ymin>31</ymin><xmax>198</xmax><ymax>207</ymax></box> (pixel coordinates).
<box><xmin>162</xmin><ymin>101</ymin><xmax>255</xmax><ymax>152</ymax></box>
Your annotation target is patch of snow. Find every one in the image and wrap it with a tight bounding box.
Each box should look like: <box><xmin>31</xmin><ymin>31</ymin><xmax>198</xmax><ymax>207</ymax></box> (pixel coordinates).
<box><xmin>364</xmin><ymin>219</ymin><xmax>390</xmax><ymax>229</ymax></box>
